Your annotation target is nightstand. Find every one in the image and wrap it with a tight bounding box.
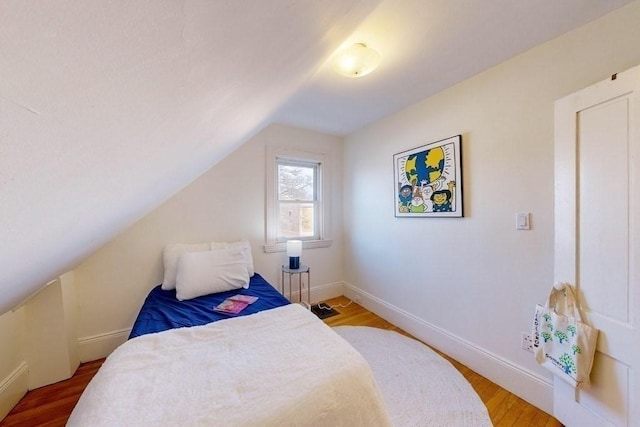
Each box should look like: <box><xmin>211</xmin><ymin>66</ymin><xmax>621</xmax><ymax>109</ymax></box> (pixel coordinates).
<box><xmin>281</xmin><ymin>264</ymin><xmax>310</xmax><ymax>308</ymax></box>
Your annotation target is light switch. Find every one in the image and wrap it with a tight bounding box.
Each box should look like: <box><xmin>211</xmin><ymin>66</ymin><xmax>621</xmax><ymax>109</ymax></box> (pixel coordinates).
<box><xmin>516</xmin><ymin>213</ymin><xmax>530</xmax><ymax>230</ymax></box>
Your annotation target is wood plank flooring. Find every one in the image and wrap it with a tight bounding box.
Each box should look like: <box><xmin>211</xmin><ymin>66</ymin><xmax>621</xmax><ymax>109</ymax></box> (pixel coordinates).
<box><xmin>0</xmin><ymin>359</ymin><xmax>103</xmax><ymax>427</ymax></box>
<box><xmin>1</xmin><ymin>296</ymin><xmax>562</xmax><ymax>426</ymax></box>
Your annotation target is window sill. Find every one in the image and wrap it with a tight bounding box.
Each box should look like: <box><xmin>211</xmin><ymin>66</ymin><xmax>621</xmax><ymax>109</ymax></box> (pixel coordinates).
<box><xmin>263</xmin><ymin>239</ymin><xmax>333</xmax><ymax>253</ymax></box>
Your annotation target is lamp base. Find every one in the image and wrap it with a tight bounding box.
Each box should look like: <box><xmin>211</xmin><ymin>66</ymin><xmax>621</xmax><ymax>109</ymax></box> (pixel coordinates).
<box><xmin>289</xmin><ymin>257</ymin><xmax>300</xmax><ymax>269</ymax></box>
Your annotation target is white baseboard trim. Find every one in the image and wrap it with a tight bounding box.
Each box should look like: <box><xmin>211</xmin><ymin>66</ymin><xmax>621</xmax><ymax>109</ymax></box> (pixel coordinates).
<box><xmin>0</xmin><ymin>362</ymin><xmax>28</xmax><ymax>421</ymax></box>
<box><xmin>312</xmin><ymin>281</ymin><xmax>344</xmax><ymax>304</ymax></box>
<box><xmin>286</xmin><ymin>281</ymin><xmax>344</xmax><ymax>305</ymax></box>
<box><xmin>342</xmin><ymin>282</ymin><xmax>554</xmax><ymax>414</ymax></box>
<box><xmin>77</xmin><ymin>328</ymin><xmax>130</xmax><ymax>363</ymax></box>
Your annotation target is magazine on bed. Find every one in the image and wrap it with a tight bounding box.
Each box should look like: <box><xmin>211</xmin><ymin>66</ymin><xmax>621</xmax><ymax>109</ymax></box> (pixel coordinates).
<box><xmin>213</xmin><ymin>295</ymin><xmax>259</xmax><ymax>315</ymax></box>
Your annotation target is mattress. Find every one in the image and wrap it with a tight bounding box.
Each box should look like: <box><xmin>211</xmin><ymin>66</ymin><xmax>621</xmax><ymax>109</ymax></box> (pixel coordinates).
<box><xmin>129</xmin><ymin>273</ymin><xmax>290</xmax><ymax>338</ymax></box>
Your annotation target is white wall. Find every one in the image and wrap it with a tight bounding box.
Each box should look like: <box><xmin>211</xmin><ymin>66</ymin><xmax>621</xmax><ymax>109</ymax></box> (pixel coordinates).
<box><xmin>73</xmin><ymin>123</ymin><xmax>345</xmax><ymax>360</ymax></box>
<box><xmin>0</xmin><ymin>309</ymin><xmax>24</xmax><ymax>389</ymax></box>
<box><xmin>24</xmin><ymin>275</ymin><xmax>79</xmax><ymax>389</ymax></box>
<box><xmin>342</xmin><ymin>1</ymin><xmax>640</xmax><ymax>413</ymax></box>
<box><xmin>0</xmin><ymin>307</ymin><xmax>26</xmax><ymax>419</ymax></box>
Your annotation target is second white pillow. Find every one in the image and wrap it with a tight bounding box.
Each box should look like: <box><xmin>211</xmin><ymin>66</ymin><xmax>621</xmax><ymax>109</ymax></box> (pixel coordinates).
<box><xmin>211</xmin><ymin>239</ymin><xmax>255</xmax><ymax>277</ymax></box>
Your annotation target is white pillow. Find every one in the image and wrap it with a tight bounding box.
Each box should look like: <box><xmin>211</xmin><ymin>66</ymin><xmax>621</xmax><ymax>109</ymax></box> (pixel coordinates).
<box><xmin>161</xmin><ymin>242</ymin><xmax>211</xmax><ymax>290</ymax></box>
<box><xmin>175</xmin><ymin>248</ymin><xmax>250</xmax><ymax>301</ymax></box>
<box><xmin>211</xmin><ymin>239</ymin><xmax>254</xmax><ymax>276</ymax></box>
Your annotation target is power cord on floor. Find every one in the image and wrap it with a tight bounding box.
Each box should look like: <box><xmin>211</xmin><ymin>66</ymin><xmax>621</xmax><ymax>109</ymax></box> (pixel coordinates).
<box><xmin>316</xmin><ymin>299</ymin><xmax>354</xmax><ymax>310</ymax></box>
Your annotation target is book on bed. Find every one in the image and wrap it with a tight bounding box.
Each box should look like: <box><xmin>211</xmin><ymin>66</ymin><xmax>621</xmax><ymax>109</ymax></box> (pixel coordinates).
<box><xmin>213</xmin><ymin>295</ymin><xmax>259</xmax><ymax>314</ymax></box>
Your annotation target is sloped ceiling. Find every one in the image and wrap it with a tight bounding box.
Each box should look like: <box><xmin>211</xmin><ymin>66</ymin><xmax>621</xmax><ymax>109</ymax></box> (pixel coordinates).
<box><xmin>0</xmin><ymin>0</ymin><xmax>634</xmax><ymax>314</ymax></box>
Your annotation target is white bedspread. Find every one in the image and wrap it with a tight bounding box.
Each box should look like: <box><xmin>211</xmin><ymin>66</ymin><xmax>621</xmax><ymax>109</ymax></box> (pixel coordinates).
<box><xmin>67</xmin><ymin>304</ymin><xmax>392</xmax><ymax>426</ymax></box>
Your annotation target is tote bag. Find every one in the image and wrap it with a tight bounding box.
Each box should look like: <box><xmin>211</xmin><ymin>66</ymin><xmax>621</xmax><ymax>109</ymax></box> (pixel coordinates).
<box><xmin>532</xmin><ymin>284</ymin><xmax>598</xmax><ymax>387</ymax></box>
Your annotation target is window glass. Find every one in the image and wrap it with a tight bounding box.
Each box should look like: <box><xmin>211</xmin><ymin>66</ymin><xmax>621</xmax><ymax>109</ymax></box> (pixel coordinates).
<box><xmin>277</xmin><ymin>161</ymin><xmax>317</xmax><ymax>239</ymax></box>
<box><xmin>278</xmin><ymin>164</ymin><xmax>315</xmax><ymax>201</ymax></box>
<box><xmin>278</xmin><ymin>203</ymin><xmax>315</xmax><ymax>238</ymax></box>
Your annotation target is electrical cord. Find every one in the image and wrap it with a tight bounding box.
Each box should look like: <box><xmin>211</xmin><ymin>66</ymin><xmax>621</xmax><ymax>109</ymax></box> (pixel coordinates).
<box><xmin>316</xmin><ymin>299</ymin><xmax>354</xmax><ymax>311</ymax></box>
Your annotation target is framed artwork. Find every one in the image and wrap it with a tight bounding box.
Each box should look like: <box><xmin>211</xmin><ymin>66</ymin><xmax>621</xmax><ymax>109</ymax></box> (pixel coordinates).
<box><xmin>393</xmin><ymin>135</ymin><xmax>463</xmax><ymax>217</ymax></box>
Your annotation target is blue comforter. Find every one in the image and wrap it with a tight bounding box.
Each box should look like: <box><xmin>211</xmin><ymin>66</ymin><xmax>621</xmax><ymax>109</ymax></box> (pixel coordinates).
<box><xmin>129</xmin><ymin>273</ymin><xmax>290</xmax><ymax>339</ymax></box>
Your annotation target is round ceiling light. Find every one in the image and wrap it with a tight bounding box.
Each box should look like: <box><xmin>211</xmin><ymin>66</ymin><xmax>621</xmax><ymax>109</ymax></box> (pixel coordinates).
<box><xmin>331</xmin><ymin>43</ymin><xmax>381</xmax><ymax>78</ymax></box>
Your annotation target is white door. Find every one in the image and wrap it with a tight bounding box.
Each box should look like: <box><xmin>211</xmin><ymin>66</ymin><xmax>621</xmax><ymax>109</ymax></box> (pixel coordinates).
<box><xmin>554</xmin><ymin>65</ymin><xmax>640</xmax><ymax>426</ymax></box>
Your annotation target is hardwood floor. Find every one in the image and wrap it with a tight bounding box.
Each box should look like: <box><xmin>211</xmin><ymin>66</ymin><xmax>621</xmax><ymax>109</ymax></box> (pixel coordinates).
<box><xmin>1</xmin><ymin>296</ymin><xmax>561</xmax><ymax>426</ymax></box>
<box><xmin>0</xmin><ymin>359</ymin><xmax>103</xmax><ymax>427</ymax></box>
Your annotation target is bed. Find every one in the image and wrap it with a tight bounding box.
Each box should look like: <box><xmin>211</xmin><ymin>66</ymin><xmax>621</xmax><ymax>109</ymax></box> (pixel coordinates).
<box><xmin>68</xmin><ymin>241</ymin><xmax>392</xmax><ymax>425</ymax></box>
<box><xmin>68</xmin><ymin>304</ymin><xmax>392</xmax><ymax>426</ymax></box>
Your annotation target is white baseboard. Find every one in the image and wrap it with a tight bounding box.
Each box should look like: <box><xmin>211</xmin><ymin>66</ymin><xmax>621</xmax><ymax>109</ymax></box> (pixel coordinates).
<box><xmin>77</xmin><ymin>328</ymin><xmax>130</xmax><ymax>362</ymax></box>
<box><xmin>0</xmin><ymin>362</ymin><xmax>28</xmax><ymax>421</ymax></box>
<box><xmin>342</xmin><ymin>282</ymin><xmax>554</xmax><ymax>414</ymax></box>
<box><xmin>312</xmin><ymin>281</ymin><xmax>344</xmax><ymax>304</ymax></box>
<box><xmin>286</xmin><ymin>281</ymin><xmax>344</xmax><ymax>305</ymax></box>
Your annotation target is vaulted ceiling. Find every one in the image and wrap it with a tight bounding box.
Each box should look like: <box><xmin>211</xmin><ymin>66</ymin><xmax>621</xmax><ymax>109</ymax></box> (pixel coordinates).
<box><xmin>0</xmin><ymin>0</ymin><xmax>634</xmax><ymax>314</ymax></box>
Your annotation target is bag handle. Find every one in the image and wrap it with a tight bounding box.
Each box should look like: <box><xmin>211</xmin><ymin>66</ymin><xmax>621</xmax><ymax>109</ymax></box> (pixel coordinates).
<box><xmin>545</xmin><ymin>283</ymin><xmax>583</xmax><ymax>322</ymax></box>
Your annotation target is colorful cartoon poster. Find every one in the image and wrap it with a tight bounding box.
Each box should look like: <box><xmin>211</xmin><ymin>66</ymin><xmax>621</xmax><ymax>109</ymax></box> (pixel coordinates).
<box><xmin>393</xmin><ymin>135</ymin><xmax>463</xmax><ymax>217</ymax></box>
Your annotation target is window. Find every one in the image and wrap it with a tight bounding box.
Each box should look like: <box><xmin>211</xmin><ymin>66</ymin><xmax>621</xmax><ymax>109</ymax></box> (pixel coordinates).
<box><xmin>277</xmin><ymin>160</ymin><xmax>318</xmax><ymax>240</ymax></box>
<box><xmin>265</xmin><ymin>147</ymin><xmax>332</xmax><ymax>252</ymax></box>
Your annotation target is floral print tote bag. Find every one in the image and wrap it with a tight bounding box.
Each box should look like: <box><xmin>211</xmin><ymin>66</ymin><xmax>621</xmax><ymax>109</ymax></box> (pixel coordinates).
<box><xmin>532</xmin><ymin>284</ymin><xmax>599</xmax><ymax>388</ymax></box>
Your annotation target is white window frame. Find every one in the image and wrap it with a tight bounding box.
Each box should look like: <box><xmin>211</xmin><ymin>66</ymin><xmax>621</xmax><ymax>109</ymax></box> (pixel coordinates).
<box><xmin>276</xmin><ymin>158</ymin><xmax>320</xmax><ymax>240</ymax></box>
<box><xmin>264</xmin><ymin>146</ymin><xmax>332</xmax><ymax>253</ymax></box>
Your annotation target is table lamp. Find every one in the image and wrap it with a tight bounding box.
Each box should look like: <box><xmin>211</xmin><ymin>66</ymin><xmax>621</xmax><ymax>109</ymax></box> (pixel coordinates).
<box><xmin>286</xmin><ymin>240</ymin><xmax>302</xmax><ymax>269</ymax></box>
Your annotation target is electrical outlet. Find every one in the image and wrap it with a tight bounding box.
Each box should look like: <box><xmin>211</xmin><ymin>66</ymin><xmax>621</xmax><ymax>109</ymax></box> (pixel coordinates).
<box><xmin>521</xmin><ymin>332</ymin><xmax>534</xmax><ymax>353</ymax></box>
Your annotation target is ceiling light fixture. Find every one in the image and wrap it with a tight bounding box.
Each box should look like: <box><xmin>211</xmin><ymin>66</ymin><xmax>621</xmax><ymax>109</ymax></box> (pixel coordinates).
<box><xmin>332</xmin><ymin>43</ymin><xmax>381</xmax><ymax>78</ymax></box>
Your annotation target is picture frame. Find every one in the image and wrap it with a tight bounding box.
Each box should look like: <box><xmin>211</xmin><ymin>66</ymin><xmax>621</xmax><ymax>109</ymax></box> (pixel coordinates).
<box><xmin>393</xmin><ymin>135</ymin><xmax>463</xmax><ymax>217</ymax></box>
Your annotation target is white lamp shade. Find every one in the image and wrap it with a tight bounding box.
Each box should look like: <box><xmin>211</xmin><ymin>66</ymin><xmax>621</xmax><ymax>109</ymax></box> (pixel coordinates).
<box><xmin>332</xmin><ymin>43</ymin><xmax>381</xmax><ymax>78</ymax></box>
<box><xmin>286</xmin><ymin>240</ymin><xmax>302</xmax><ymax>257</ymax></box>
